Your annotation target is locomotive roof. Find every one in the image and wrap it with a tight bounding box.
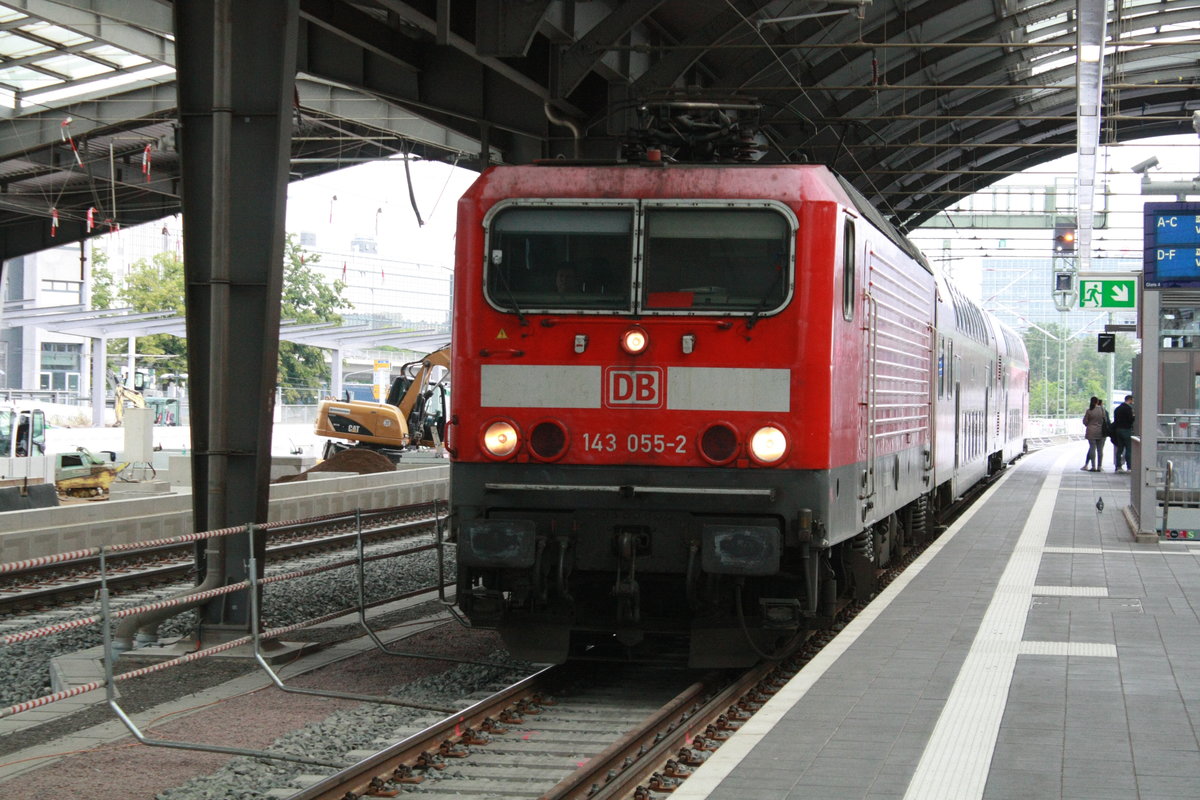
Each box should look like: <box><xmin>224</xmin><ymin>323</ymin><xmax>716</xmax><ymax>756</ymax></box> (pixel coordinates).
<box><xmin>832</xmin><ymin>174</ymin><xmax>933</xmax><ymax>275</ymax></box>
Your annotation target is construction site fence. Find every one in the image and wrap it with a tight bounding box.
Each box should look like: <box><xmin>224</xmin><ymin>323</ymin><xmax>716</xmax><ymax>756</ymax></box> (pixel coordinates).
<box><xmin>0</xmin><ymin>499</ymin><xmax>449</xmax><ymax>720</ymax></box>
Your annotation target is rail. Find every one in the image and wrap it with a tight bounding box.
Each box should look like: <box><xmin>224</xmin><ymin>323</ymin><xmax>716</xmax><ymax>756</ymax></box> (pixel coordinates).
<box><xmin>0</xmin><ymin>499</ymin><xmax>465</xmax><ymax>768</ymax></box>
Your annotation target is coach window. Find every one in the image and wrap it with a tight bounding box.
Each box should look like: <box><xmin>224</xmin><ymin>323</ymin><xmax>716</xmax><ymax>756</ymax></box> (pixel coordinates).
<box><xmin>938</xmin><ymin>338</ymin><xmax>945</xmax><ymax>397</ymax></box>
<box><xmin>842</xmin><ymin>218</ymin><xmax>856</xmax><ymax>320</ymax></box>
<box><xmin>641</xmin><ymin>207</ymin><xmax>792</xmax><ymax>313</ymax></box>
<box><xmin>485</xmin><ymin>206</ymin><xmax>633</xmax><ymax>312</ymax></box>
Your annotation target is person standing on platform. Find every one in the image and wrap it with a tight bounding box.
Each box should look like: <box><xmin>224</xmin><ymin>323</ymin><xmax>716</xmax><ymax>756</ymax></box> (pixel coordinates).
<box><xmin>1112</xmin><ymin>395</ymin><xmax>1135</xmax><ymax>473</ymax></box>
<box><xmin>1083</xmin><ymin>396</ymin><xmax>1109</xmax><ymax>471</ymax></box>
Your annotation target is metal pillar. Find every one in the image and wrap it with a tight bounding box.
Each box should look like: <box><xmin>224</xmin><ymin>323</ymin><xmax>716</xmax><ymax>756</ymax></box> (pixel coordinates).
<box><xmin>174</xmin><ymin>0</ymin><xmax>299</xmax><ymax>636</ymax></box>
<box><xmin>90</xmin><ymin>336</ymin><xmax>106</xmax><ymax>427</ymax></box>
<box><xmin>1135</xmin><ymin>283</ymin><xmax>1159</xmax><ymax>538</ymax></box>
<box><xmin>330</xmin><ymin>346</ymin><xmax>344</xmax><ymax>400</ymax></box>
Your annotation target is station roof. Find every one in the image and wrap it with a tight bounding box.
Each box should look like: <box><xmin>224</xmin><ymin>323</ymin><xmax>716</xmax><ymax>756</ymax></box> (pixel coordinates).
<box><xmin>0</xmin><ymin>0</ymin><xmax>1194</xmax><ymax>258</ymax></box>
<box><xmin>0</xmin><ymin>301</ymin><xmax>446</xmax><ymax>353</ymax></box>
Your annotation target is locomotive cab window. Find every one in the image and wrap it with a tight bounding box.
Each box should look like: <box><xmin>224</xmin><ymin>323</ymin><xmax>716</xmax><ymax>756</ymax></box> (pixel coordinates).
<box><xmin>642</xmin><ymin>207</ymin><xmax>791</xmax><ymax>312</ymax></box>
<box><xmin>484</xmin><ymin>201</ymin><xmax>793</xmax><ymax>317</ymax></box>
<box><xmin>486</xmin><ymin>206</ymin><xmax>634</xmax><ymax>312</ymax></box>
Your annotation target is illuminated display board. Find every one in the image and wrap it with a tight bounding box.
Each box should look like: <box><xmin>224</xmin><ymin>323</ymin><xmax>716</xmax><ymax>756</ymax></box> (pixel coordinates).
<box><xmin>1144</xmin><ymin>202</ymin><xmax>1200</xmax><ymax>289</ymax></box>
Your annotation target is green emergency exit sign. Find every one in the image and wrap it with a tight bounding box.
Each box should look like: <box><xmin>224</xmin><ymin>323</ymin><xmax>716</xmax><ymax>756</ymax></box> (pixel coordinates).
<box><xmin>1079</xmin><ymin>278</ymin><xmax>1137</xmax><ymax>309</ymax></box>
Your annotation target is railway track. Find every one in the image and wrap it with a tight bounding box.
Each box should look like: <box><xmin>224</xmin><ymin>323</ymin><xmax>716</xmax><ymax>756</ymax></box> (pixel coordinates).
<box><xmin>0</xmin><ymin>503</ymin><xmax>444</xmax><ymax>617</ymax></box>
<box><xmin>282</xmin><ymin>657</ymin><xmax>802</xmax><ymax>800</ymax></box>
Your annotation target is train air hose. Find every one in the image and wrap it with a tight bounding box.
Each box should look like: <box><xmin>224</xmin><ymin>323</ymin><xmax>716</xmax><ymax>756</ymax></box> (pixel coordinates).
<box><xmin>734</xmin><ymin>580</ymin><xmax>806</xmax><ymax>662</ymax></box>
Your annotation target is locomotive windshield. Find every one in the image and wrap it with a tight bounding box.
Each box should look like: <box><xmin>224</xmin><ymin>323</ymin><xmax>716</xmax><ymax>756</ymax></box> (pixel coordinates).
<box><xmin>484</xmin><ymin>202</ymin><xmax>794</xmax><ymax>315</ymax></box>
<box><xmin>641</xmin><ymin>208</ymin><xmax>790</xmax><ymax>311</ymax></box>
<box><xmin>486</xmin><ymin>206</ymin><xmax>635</xmax><ymax>312</ymax></box>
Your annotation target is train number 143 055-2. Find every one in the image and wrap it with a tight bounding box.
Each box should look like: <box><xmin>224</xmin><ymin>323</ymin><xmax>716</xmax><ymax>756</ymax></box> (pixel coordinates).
<box><xmin>582</xmin><ymin>432</ymin><xmax>688</xmax><ymax>454</ymax></box>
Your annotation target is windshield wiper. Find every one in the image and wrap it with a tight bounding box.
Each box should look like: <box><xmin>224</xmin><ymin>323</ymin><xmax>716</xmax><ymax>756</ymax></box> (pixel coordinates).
<box><xmin>491</xmin><ymin>261</ymin><xmax>529</xmax><ymax>327</ymax></box>
<box><xmin>745</xmin><ymin>268</ymin><xmax>785</xmax><ymax>330</ymax></box>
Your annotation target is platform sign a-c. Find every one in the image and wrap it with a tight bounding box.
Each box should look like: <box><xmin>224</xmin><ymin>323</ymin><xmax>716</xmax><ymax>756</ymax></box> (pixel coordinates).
<box><xmin>1078</xmin><ymin>278</ymin><xmax>1136</xmax><ymax>309</ymax></box>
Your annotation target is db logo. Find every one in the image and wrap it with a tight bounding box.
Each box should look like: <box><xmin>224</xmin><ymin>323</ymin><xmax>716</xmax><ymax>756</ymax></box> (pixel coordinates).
<box><xmin>604</xmin><ymin>367</ymin><xmax>663</xmax><ymax>408</ymax></box>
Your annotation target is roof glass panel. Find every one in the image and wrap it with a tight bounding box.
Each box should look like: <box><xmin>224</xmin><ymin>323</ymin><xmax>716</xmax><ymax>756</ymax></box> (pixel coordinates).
<box><xmin>0</xmin><ymin>33</ymin><xmax>51</xmax><ymax>58</ymax></box>
<box><xmin>1025</xmin><ymin>10</ymin><xmax>1067</xmax><ymax>35</ymax></box>
<box><xmin>17</xmin><ymin>21</ymin><xmax>89</xmax><ymax>48</ymax></box>
<box><xmin>0</xmin><ymin>64</ymin><xmax>53</xmax><ymax>91</ymax></box>
<box><xmin>0</xmin><ymin>7</ymin><xmax>23</xmax><ymax>23</ymax></box>
<box><xmin>82</xmin><ymin>45</ymin><xmax>150</xmax><ymax>69</ymax></box>
<box><xmin>23</xmin><ymin>63</ymin><xmax>174</xmax><ymax>106</ymax></box>
<box><xmin>36</xmin><ymin>53</ymin><xmax>112</xmax><ymax>80</ymax></box>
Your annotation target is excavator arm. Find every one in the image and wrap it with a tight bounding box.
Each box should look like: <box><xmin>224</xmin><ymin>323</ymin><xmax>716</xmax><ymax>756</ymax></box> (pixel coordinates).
<box><xmin>111</xmin><ymin>383</ymin><xmax>147</xmax><ymax>426</ymax></box>
<box><xmin>393</xmin><ymin>345</ymin><xmax>451</xmax><ymax>420</ymax></box>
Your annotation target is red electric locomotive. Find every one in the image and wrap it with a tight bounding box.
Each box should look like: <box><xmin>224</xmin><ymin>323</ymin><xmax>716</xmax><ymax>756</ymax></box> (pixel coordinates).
<box><xmin>448</xmin><ymin>158</ymin><xmax>1027</xmax><ymax>667</ymax></box>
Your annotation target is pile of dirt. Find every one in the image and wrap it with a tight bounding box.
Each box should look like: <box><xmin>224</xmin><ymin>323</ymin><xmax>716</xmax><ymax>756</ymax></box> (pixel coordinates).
<box><xmin>272</xmin><ymin>447</ymin><xmax>396</xmax><ymax>482</ymax></box>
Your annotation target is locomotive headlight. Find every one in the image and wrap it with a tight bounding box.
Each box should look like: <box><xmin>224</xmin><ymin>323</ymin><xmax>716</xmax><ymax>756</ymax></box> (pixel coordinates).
<box><xmin>749</xmin><ymin>425</ymin><xmax>788</xmax><ymax>465</ymax></box>
<box><xmin>620</xmin><ymin>326</ymin><xmax>649</xmax><ymax>355</ymax></box>
<box><xmin>481</xmin><ymin>419</ymin><xmax>520</xmax><ymax>459</ymax></box>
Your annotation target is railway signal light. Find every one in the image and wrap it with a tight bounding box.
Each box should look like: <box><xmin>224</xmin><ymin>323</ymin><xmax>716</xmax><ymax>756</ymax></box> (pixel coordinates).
<box><xmin>1053</xmin><ymin>225</ymin><xmax>1076</xmax><ymax>253</ymax></box>
<box><xmin>1054</xmin><ymin>272</ymin><xmax>1073</xmax><ymax>292</ymax></box>
<box><xmin>1098</xmin><ymin>333</ymin><xmax>1116</xmax><ymax>353</ymax></box>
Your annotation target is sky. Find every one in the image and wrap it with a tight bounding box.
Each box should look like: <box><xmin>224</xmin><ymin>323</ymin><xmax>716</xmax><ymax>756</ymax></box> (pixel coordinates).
<box><xmin>284</xmin><ymin>158</ymin><xmax>478</xmax><ymax>270</ymax></box>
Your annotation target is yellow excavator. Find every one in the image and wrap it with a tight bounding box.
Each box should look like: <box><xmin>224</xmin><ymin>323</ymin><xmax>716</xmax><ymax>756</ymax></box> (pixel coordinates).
<box><xmin>108</xmin><ymin>371</ymin><xmax>147</xmax><ymax>426</ymax></box>
<box><xmin>314</xmin><ymin>345</ymin><xmax>450</xmax><ymax>462</ymax></box>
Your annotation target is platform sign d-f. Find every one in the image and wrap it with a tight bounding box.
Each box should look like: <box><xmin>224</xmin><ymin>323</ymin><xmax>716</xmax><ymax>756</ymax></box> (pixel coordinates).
<box><xmin>1078</xmin><ymin>278</ymin><xmax>1137</xmax><ymax>309</ymax></box>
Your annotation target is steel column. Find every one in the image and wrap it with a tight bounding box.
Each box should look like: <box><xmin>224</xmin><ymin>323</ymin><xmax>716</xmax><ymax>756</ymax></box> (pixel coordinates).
<box><xmin>174</xmin><ymin>0</ymin><xmax>299</xmax><ymax>634</ymax></box>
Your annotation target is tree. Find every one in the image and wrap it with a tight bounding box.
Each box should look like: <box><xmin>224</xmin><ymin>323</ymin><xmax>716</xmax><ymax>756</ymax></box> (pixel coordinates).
<box><xmin>119</xmin><ymin>252</ymin><xmax>189</xmax><ymax>375</ymax></box>
<box><xmin>277</xmin><ymin>234</ymin><xmax>348</xmax><ymax>403</ymax></box>
<box><xmin>88</xmin><ymin>247</ymin><xmax>117</xmax><ymax>310</ymax></box>
<box><xmin>103</xmin><ymin>236</ymin><xmax>348</xmax><ymax>400</ymax></box>
<box><xmin>1023</xmin><ymin>323</ymin><xmax>1134</xmax><ymax>418</ymax></box>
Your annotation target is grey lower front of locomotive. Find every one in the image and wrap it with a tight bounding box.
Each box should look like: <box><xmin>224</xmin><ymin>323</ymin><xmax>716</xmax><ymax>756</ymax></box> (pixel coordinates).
<box><xmin>451</xmin><ymin>452</ymin><xmax>927</xmax><ymax>667</ymax></box>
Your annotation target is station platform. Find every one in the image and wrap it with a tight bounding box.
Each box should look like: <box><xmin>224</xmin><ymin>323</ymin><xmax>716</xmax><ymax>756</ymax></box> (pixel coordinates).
<box><xmin>677</xmin><ymin>442</ymin><xmax>1200</xmax><ymax>800</ymax></box>
<box><xmin>0</xmin><ymin>459</ymin><xmax>449</xmax><ymax>562</ymax></box>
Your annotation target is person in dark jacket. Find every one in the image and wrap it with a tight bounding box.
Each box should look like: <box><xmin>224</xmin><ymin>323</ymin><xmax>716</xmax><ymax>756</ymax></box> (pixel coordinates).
<box><xmin>1082</xmin><ymin>396</ymin><xmax>1108</xmax><ymax>471</ymax></box>
<box><xmin>1111</xmin><ymin>395</ymin><xmax>1135</xmax><ymax>473</ymax></box>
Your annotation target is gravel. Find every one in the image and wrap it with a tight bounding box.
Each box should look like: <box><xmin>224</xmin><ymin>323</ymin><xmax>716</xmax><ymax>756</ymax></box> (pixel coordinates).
<box><xmin>4</xmin><ymin>623</ymin><xmax>519</xmax><ymax>800</ymax></box>
<box><xmin>156</xmin><ymin>652</ymin><xmax>526</xmax><ymax>800</ymax></box>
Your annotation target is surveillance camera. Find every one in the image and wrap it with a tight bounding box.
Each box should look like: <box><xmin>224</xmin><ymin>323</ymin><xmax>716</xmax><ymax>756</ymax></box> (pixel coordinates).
<box><xmin>1131</xmin><ymin>156</ymin><xmax>1159</xmax><ymax>174</ymax></box>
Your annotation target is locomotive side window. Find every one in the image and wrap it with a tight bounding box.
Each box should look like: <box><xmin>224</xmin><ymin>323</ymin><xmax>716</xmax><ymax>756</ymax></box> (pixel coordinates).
<box><xmin>486</xmin><ymin>207</ymin><xmax>634</xmax><ymax>311</ymax></box>
<box><xmin>641</xmin><ymin>208</ymin><xmax>791</xmax><ymax>312</ymax></box>
<box><xmin>842</xmin><ymin>218</ymin><xmax>856</xmax><ymax>320</ymax></box>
